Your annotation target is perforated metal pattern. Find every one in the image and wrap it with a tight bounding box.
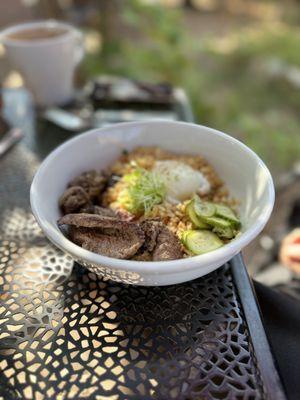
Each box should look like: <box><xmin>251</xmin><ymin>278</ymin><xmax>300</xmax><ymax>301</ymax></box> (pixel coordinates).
<box><xmin>0</xmin><ymin>92</ymin><xmax>275</xmax><ymax>399</ymax></box>
<box><xmin>0</xmin><ymin>208</ymin><xmax>265</xmax><ymax>400</ymax></box>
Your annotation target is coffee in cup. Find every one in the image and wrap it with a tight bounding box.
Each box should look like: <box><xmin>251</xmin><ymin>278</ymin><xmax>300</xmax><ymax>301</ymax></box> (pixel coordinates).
<box><xmin>6</xmin><ymin>26</ymin><xmax>69</xmax><ymax>41</ymax></box>
<box><xmin>0</xmin><ymin>20</ymin><xmax>85</xmax><ymax>107</ymax></box>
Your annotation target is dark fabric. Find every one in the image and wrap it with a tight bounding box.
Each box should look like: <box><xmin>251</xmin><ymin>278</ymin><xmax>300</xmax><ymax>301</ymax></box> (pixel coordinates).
<box><xmin>254</xmin><ymin>281</ymin><xmax>300</xmax><ymax>400</ymax></box>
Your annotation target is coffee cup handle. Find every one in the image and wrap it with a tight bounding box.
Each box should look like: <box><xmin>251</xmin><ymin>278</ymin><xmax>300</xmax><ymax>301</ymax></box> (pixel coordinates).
<box><xmin>74</xmin><ymin>30</ymin><xmax>85</xmax><ymax>65</ymax></box>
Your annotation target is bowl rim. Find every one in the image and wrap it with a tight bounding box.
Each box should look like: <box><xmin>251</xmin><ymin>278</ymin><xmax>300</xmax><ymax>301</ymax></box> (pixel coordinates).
<box><xmin>30</xmin><ymin>120</ymin><xmax>275</xmax><ymax>275</ymax></box>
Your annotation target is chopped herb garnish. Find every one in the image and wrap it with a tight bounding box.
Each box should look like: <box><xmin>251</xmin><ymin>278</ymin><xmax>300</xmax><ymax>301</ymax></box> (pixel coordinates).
<box><xmin>118</xmin><ymin>166</ymin><xmax>166</xmax><ymax>214</ymax></box>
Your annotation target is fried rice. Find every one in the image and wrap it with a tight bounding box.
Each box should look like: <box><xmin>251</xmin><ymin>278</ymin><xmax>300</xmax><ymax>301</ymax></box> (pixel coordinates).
<box><xmin>102</xmin><ymin>147</ymin><xmax>238</xmax><ymax>253</ymax></box>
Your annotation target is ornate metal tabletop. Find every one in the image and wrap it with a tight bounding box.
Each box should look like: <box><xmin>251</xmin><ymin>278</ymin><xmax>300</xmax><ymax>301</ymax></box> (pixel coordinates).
<box><xmin>0</xmin><ymin>89</ymin><xmax>285</xmax><ymax>400</ymax></box>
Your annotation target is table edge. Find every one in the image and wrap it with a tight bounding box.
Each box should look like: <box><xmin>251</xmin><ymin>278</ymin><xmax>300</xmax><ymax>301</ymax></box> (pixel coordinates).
<box><xmin>231</xmin><ymin>253</ymin><xmax>286</xmax><ymax>400</ymax></box>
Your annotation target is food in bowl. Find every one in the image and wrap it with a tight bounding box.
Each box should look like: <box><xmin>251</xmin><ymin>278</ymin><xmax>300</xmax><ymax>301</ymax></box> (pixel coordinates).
<box><xmin>58</xmin><ymin>147</ymin><xmax>241</xmax><ymax>261</ymax></box>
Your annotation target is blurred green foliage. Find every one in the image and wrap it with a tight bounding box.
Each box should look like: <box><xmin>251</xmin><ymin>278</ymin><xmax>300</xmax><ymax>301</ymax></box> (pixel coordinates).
<box><xmin>82</xmin><ymin>1</ymin><xmax>300</xmax><ymax>177</ymax></box>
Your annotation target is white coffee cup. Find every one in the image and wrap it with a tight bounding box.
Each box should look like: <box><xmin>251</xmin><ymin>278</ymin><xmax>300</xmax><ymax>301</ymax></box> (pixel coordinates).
<box><xmin>0</xmin><ymin>20</ymin><xmax>85</xmax><ymax>107</ymax></box>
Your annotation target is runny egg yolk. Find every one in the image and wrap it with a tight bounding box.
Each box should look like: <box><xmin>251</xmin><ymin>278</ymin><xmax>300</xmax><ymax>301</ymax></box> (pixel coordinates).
<box><xmin>153</xmin><ymin>160</ymin><xmax>211</xmax><ymax>203</ymax></box>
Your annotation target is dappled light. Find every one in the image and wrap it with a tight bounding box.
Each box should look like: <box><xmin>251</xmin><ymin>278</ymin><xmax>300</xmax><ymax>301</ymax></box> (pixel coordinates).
<box><xmin>21</xmin><ymin>0</ymin><xmax>39</xmax><ymax>7</ymax></box>
<box><xmin>84</xmin><ymin>30</ymin><xmax>102</xmax><ymax>54</ymax></box>
<box><xmin>57</xmin><ymin>0</ymin><xmax>299</xmax><ymax>177</ymax></box>
<box><xmin>1</xmin><ymin>0</ymin><xmax>298</xmax><ymax>176</ymax></box>
<box><xmin>3</xmin><ymin>71</ymin><xmax>24</xmax><ymax>88</ymax></box>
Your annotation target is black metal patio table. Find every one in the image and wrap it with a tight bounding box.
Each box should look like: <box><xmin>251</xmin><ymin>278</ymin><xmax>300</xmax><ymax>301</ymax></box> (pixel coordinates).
<box><xmin>0</xmin><ymin>88</ymin><xmax>285</xmax><ymax>400</ymax></box>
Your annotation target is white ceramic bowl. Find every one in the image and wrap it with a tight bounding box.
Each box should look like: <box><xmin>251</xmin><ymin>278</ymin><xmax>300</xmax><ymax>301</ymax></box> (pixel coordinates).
<box><xmin>30</xmin><ymin>121</ymin><xmax>274</xmax><ymax>286</ymax></box>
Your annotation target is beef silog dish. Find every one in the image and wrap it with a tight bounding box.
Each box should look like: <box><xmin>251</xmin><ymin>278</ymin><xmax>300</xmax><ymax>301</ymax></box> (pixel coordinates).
<box><xmin>58</xmin><ymin>147</ymin><xmax>241</xmax><ymax>261</ymax></box>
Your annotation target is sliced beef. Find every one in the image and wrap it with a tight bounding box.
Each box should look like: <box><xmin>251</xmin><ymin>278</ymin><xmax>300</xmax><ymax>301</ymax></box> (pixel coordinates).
<box><xmin>59</xmin><ymin>186</ymin><xmax>90</xmax><ymax>214</ymax></box>
<box><xmin>139</xmin><ymin>219</ymin><xmax>162</xmax><ymax>252</ymax></box>
<box><xmin>131</xmin><ymin>251</ymin><xmax>152</xmax><ymax>261</ymax></box>
<box><xmin>106</xmin><ymin>174</ymin><xmax>121</xmax><ymax>188</ymax></box>
<box><xmin>80</xmin><ymin>205</ymin><xmax>117</xmax><ymax>218</ymax></box>
<box><xmin>68</xmin><ymin>170</ymin><xmax>107</xmax><ymax>202</ymax></box>
<box><xmin>153</xmin><ymin>226</ymin><xmax>184</xmax><ymax>261</ymax></box>
<box><xmin>139</xmin><ymin>219</ymin><xmax>183</xmax><ymax>261</ymax></box>
<box><xmin>58</xmin><ymin>212</ymin><xmax>183</xmax><ymax>261</ymax></box>
<box><xmin>58</xmin><ymin>213</ymin><xmax>144</xmax><ymax>259</ymax></box>
<box><xmin>58</xmin><ymin>213</ymin><xmax>125</xmax><ymax>229</ymax></box>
